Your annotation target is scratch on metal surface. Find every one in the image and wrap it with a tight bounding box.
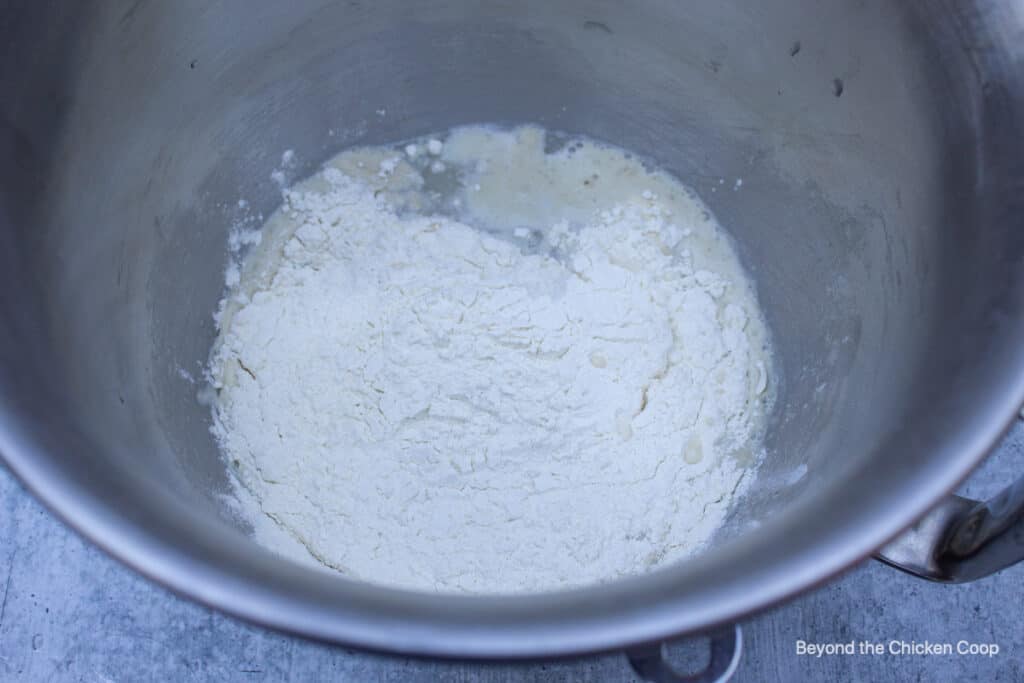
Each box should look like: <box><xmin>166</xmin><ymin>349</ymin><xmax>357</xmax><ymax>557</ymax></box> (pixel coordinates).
<box><xmin>0</xmin><ymin>548</ymin><xmax>17</xmax><ymax>631</ymax></box>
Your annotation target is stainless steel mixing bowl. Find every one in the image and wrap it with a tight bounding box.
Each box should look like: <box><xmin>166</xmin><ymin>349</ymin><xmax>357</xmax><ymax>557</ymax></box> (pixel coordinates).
<box><xmin>2</xmin><ymin>0</ymin><xmax>1024</xmax><ymax>665</ymax></box>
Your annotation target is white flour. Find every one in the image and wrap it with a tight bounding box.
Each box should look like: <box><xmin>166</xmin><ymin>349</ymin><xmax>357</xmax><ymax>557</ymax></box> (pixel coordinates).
<box><xmin>208</xmin><ymin>125</ymin><xmax>772</xmax><ymax>594</ymax></box>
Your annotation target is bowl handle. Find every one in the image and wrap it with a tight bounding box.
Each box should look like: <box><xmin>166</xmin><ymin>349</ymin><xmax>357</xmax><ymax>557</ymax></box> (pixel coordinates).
<box><xmin>627</xmin><ymin>624</ymin><xmax>742</xmax><ymax>683</ymax></box>
<box><xmin>875</xmin><ymin>439</ymin><xmax>1024</xmax><ymax>583</ymax></box>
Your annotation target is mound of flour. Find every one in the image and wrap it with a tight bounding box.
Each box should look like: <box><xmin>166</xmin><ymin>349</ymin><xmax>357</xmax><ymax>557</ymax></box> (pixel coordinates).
<box><xmin>209</xmin><ymin>126</ymin><xmax>770</xmax><ymax>594</ymax></box>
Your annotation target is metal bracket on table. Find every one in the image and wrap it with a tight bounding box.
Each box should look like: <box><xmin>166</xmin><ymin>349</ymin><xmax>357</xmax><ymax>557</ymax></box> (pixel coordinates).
<box><xmin>627</xmin><ymin>624</ymin><xmax>742</xmax><ymax>683</ymax></box>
